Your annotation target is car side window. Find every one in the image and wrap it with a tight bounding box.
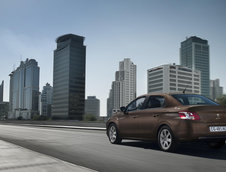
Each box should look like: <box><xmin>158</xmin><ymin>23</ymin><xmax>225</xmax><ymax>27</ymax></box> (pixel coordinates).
<box><xmin>127</xmin><ymin>97</ymin><xmax>146</xmax><ymax>112</ymax></box>
<box><xmin>147</xmin><ymin>96</ymin><xmax>165</xmax><ymax>109</ymax></box>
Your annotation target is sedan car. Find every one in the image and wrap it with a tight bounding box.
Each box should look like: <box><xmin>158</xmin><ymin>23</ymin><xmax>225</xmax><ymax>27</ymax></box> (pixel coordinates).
<box><xmin>106</xmin><ymin>93</ymin><xmax>226</xmax><ymax>152</ymax></box>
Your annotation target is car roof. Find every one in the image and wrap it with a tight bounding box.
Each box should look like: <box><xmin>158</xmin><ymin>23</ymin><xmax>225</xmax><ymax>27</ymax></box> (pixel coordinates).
<box><xmin>136</xmin><ymin>93</ymin><xmax>203</xmax><ymax>107</ymax></box>
<box><xmin>138</xmin><ymin>92</ymin><xmax>199</xmax><ymax>97</ymax></box>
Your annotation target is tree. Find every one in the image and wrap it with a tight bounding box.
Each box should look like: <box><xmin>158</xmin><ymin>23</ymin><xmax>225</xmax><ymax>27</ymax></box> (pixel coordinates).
<box><xmin>83</xmin><ymin>114</ymin><xmax>97</xmax><ymax>121</ymax></box>
<box><xmin>216</xmin><ymin>95</ymin><xmax>226</xmax><ymax>106</ymax></box>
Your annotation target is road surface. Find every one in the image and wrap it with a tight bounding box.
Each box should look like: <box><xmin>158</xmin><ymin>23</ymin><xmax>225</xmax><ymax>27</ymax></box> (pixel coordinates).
<box><xmin>0</xmin><ymin>124</ymin><xmax>226</xmax><ymax>172</ymax></box>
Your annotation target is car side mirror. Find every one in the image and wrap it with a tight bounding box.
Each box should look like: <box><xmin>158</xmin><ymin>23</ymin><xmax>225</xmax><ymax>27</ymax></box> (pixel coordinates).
<box><xmin>120</xmin><ymin>106</ymin><xmax>126</xmax><ymax>113</ymax></box>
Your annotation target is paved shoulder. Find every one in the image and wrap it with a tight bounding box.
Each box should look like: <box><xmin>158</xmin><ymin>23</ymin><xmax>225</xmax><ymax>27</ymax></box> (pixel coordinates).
<box><xmin>0</xmin><ymin>140</ymin><xmax>96</xmax><ymax>172</ymax></box>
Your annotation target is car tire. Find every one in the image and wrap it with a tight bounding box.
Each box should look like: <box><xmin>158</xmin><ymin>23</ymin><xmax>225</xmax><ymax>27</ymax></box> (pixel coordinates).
<box><xmin>108</xmin><ymin>123</ymin><xmax>122</xmax><ymax>144</ymax></box>
<box><xmin>158</xmin><ymin>125</ymin><xmax>176</xmax><ymax>152</ymax></box>
<box><xmin>208</xmin><ymin>140</ymin><xmax>225</xmax><ymax>149</ymax></box>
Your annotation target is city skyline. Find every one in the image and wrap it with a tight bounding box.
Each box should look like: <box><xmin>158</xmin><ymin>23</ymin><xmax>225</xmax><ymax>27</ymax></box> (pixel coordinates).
<box><xmin>0</xmin><ymin>0</ymin><xmax>226</xmax><ymax>116</ymax></box>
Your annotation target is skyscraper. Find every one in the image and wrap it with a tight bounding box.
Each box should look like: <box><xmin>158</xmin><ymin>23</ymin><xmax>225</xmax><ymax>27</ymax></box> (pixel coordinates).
<box><xmin>0</xmin><ymin>81</ymin><xmax>3</xmax><ymax>103</ymax></box>
<box><xmin>147</xmin><ymin>64</ymin><xmax>201</xmax><ymax>94</ymax></box>
<box><xmin>119</xmin><ymin>58</ymin><xmax>137</xmax><ymax>106</ymax></box>
<box><xmin>52</xmin><ymin>34</ymin><xmax>86</xmax><ymax>120</ymax></box>
<box><xmin>41</xmin><ymin>83</ymin><xmax>53</xmax><ymax>117</ymax></box>
<box><xmin>85</xmin><ymin>96</ymin><xmax>100</xmax><ymax>118</ymax></box>
<box><xmin>180</xmin><ymin>36</ymin><xmax>210</xmax><ymax>97</ymax></box>
<box><xmin>107</xmin><ymin>58</ymin><xmax>136</xmax><ymax>117</ymax></box>
<box><xmin>8</xmin><ymin>59</ymin><xmax>40</xmax><ymax>119</ymax></box>
<box><xmin>210</xmin><ymin>79</ymin><xmax>223</xmax><ymax>100</ymax></box>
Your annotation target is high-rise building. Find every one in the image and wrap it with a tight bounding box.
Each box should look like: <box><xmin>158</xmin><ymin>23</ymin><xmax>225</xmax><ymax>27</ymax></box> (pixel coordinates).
<box><xmin>147</xmin><ymin>64</ymin><xmax>201</xmax><ymax>94</ymax></box>
<box><xmin>52</xmin><ymin>34</ymin><xmax>86</xmax><ymax>120</ymax></box>
<box><xmin>210</xmin><ymin>79</ymin><xmax>223</xmax><ymax>100</ymax></box>
<box><xmin>85</xmin><ymin>96</ymin><xmax>100</xmax><ymax>118</ymax></box>
<box><xmin>41</xmin><ymin>83</ymin><xmax>53</xmax><ymax>117</ymax></box>
<box><xmin>180</xmin><ymin>36</ymin><xmax>210</xmax><ymax>97</ymax></box>
<box><xmin>107</xmin><ymin>89</ymin><xmax>113</xmax><ymax>118</ymax></box>
<box><xmin>8</xmin><ymin>59</ymin><xmax>40</xmax><ymax>119</ymax></box>
<box><xmin>119</xmin><ymin>59</ymin><xmax>137</xmax><ymax>106</ymax></box>
<box><xmin>0</xmin><ymin>102</ymin><xmax>9</xmax><ymax>120</ymax></box>
<box><xmin>0</xmin><ymin>81</ymin><xmax>3</xmax><ymax>103</ymax></box>
<box><xmin>107</xmin><ymin>58</ymin><xmax>136</xmax><ymax>117</ymax></box>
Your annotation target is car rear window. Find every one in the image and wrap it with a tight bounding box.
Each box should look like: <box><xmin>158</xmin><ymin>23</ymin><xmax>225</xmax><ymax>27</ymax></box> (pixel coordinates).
<box><xmin>171</xmin><ymin>94</ymin><xmax>219</xmax><ymax>106</ymax></box>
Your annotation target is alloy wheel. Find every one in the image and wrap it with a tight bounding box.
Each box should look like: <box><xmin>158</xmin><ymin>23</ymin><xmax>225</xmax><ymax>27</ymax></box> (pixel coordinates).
<box><xmin>108</xmin><ymin>124</ymin><xmax>122</xmax><ymax>144</ymax></box>
<box><xmin>158</xmin><ymin>126</ymin><xmax>176</xmax><ymax>152</ymax></box>
<box><xmin>109</xmin><ymin>125</ymin><xmax>117</xmax><ymax>143</ymax></box>
<box><xmin>160</xmin><ymin>129</ymin><xmax>172</xmax><ymax>150</ymax></box>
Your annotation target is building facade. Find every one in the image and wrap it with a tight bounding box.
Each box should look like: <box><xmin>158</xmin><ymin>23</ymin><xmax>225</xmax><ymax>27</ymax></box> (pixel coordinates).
<box><xmin>119</xmin><ymin>58</ymin><xmax>137</xmax><ymax>106</ymax></box>
<box><xmin>52</xmin><ymin>34</ymin><xmax>86</xmax><ymax>120</ymax></box>
<box><xmin>147</xmin><ymin>64</ymin><xmax>201</xmax><ymax>94</ymax></box>
<box><xmin>41</xmin><ymin>83</ymin><xmax>53</xmax><ymax>117</ymax></box>
<box><xmin>8</xmin><ymin>59</ymin><xmax>40</xmax><ymax>119</ymax></box>
<box><xmin>85</xmin><ymin>96</ymin><xmax>100</xmax><ymax>118</ymax></box>
<box><xmin>0</xmin><ymin>102</ymin><xmax>9</xmax><ymax>120</ymax></box>
<box><xmin>0</xmin><ymin>81</ymin><xmax>3</xmax><ymax>103</ymax></box>
<box><xmin>107</xmin><ymin>58</ymin><xmax>136</xmax><ymax>117</ymax></box>
<box><xmin>210</xmin><ymin>79</ymin><xmax>223</xmax><ymax>100</ymax></box>
<box><xmin>180</xmin><ymin>36</ymin><xmax>210</xmax><ymax>97</ymax></box>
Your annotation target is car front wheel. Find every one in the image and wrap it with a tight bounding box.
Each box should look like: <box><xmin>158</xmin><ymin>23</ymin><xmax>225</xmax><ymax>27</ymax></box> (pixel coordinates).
<box><xmin>108</xmin><ymin>123</ymin><xmax>122</xmax><ymax>144</ymax></box>
<box><xmin>158</xmin><ymin>125</ymin><xmax>176</xmax><ymax>152</ymax></box>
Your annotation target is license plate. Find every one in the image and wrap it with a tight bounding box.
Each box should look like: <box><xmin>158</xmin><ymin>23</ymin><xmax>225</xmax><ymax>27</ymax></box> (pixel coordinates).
<box><xmin>209</xmin><ymin>126</ymin><xmax>226</xmax><ymax>132</ymax></box>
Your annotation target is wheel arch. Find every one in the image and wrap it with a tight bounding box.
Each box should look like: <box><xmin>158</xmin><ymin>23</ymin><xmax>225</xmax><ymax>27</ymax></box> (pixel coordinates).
<box><xmin>156</xmin><ymin>122</ymin><xmax>172</xmax><ymax>139</ymax></box>
<box><xmin>107</xmin><ymin>122</ymin><xmax>119</xmax><ymax>136</ymax></box>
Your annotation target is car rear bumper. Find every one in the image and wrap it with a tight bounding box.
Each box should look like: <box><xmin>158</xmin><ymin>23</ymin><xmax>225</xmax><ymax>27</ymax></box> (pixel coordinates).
<box><xmin>198</xmin><ymin>135</ymin><xmax>226</xmax><ymax>140</ymax></box>
<box><xmin>171</xmin><ymin>120</ymin><xmax>226</xmax><ymax>141</ymax></box>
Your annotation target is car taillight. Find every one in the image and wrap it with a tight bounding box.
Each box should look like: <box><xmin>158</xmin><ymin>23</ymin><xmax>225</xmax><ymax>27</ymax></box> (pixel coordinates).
<box><xmin>178</xmin><ymin>111</ymin><xmax>200</xmax><ymax>120</ymax></box>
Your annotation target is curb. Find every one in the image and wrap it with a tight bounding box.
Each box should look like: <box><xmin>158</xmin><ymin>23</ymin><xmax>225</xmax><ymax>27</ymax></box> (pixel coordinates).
<box><xmin>14</xmin><ymin>123</ymin><xmax>106</xmax><ymax>131</ymax></box>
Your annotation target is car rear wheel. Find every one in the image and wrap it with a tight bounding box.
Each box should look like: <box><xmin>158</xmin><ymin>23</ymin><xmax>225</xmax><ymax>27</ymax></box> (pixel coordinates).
<box><xmin>108</xmin><ymin>123</ymin><xmax>122</xmax><ymax>144</ymax></box>
<box><xmin>158</xmin><ymin>126</ymin><xmax>176</xmax><ymax>152</ymax></box>
<box><xmin>208</xmin><ymin>140</ymin><xmax>225</xmax><ymax>149</ymax></box>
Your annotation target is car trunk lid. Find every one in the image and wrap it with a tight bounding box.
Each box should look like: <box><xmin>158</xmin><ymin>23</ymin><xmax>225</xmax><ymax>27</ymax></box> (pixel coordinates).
<box><xmin>185</xmin><ymin>105</ymin><xmax>226</xmax><ymax>123</ymax></box>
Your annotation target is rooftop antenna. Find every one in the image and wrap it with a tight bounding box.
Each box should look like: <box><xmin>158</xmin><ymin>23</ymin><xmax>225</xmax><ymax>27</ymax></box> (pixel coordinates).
<box><xmin>183</xmin><ymin>85</ymin><xmax>188</xmax><ymax>94</ymax></box>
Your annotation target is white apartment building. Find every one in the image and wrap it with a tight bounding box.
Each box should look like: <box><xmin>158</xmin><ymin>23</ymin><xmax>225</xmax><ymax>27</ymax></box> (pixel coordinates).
<box><xmin>147</xmin><ymin>64</ymin><xmax>201</xmax><ymax>94</ymax></box>
<box><xmin>210</xmin><ymin>79</ymin><xmax>223</xmax><ymax>100</ymax></box>
<box><xmin>107</xmin><ymin>58</ymin><xmax>136</xmax><ymax>117</ymax></box>
<box><xmin>119</xmin><ymin>58</ymin><xmax>137</xmax><ymax>106</ymax></box>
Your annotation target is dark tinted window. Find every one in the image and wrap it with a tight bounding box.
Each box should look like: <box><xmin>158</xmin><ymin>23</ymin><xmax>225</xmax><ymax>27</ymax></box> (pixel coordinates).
<box><xmin>146</xmin><ymin>96</ymin><xmax>165</xmax><ymax>108</ymax></box>
<box><xmin>172</xmin><ymin>94</ymin><xmax>219</xmax><ymax>105</ymax></box>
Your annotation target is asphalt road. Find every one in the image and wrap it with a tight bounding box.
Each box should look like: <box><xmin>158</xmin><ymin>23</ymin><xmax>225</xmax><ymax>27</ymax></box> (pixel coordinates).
<box><xmin>0</xmin><ymin>124</ymin><xmax>226</xmax><ymax>172</ymax></box>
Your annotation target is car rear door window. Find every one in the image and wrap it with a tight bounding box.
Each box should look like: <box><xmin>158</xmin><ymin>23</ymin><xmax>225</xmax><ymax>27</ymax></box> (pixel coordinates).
<box><xmin>147</xmin><ymin>96</ymin><xmax>165</xmax><ymax>108</ymax></box>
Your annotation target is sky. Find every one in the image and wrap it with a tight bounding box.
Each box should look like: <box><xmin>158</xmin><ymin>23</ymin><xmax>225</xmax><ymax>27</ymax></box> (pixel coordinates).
<box><xmin>0</xmin><ymin>0</ymin><xmax>226</xmax><ymax>116</ymax></box>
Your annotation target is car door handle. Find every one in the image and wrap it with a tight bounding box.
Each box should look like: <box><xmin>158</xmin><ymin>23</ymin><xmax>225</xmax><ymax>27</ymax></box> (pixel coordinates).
<box><xmin>153</xmin><ymin>114</ymin><xmax>159</xmax><ymax>117</ymax></box>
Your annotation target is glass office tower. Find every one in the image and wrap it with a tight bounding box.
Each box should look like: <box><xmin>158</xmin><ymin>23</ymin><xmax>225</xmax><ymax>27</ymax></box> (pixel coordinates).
<box><xmin>8</xmin><ymin>59</ymin><xmax>40</xmax><ymax>119</ymax></box>
<box><xmin>180</xmin><ymin>36</ymin><xmax>210</xmax><ymax>97</ymax></box>
<box><xmin>52</xmin><ymin>34</ymin><xmax>86</xmax><ymax>120</ymax></box>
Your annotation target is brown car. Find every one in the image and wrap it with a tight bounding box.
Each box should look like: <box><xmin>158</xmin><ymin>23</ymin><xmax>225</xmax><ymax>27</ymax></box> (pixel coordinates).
<box><xmin>106</xmin><ymin>93</ymin><xmax>226</xmax><ymax>152</ymax></box>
